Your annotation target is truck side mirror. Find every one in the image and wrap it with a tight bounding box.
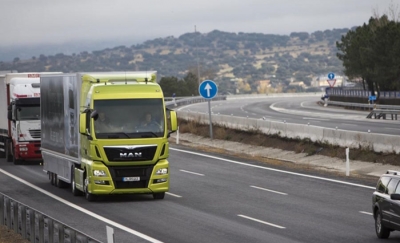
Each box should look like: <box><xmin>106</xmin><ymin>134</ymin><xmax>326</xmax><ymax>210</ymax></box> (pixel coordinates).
<box><xmin>7</xmin><ymin>104</ymin><xmax>12</xmax><ymax>120</ymax></box>
<box><xmin>79</xmin><ymin>113</ymin><xmax>87</xmax><ymax>134</ymax></box>
<box><xmin>169</xmin><ymin>110</ymin><xmax>178</xmax><ymax>132</ymax></box>
<box><xmin>90</xmin><ymin>110</ymin><xmax>98</xmax><ymax>120</ymax></box>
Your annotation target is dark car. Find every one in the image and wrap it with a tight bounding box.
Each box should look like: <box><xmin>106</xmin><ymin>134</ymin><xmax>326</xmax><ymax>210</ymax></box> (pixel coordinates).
<box><xmin>372</xmin><ymin>170</ymin><xmax>400</xmax><ymax>239</ymax></box>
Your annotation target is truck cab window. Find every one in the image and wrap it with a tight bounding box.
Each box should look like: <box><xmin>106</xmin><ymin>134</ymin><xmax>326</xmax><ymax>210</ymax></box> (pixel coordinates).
<box><xmin>16</xmin><ymin>106</ymin><xmax>40</xmax><ymax>120</ymax></box>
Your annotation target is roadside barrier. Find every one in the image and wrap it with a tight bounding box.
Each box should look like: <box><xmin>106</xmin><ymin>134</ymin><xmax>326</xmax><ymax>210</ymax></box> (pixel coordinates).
<box><xmin>0</xmin><ymin>192</ymin><xmax>102</xmax><ymax>243</ymax></box>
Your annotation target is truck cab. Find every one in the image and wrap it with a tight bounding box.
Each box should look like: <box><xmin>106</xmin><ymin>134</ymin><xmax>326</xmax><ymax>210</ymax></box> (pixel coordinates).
<box><xmin>40</xmin><ymin>72</ymin><xmax>178</xmax><ymax>201</ymax></box>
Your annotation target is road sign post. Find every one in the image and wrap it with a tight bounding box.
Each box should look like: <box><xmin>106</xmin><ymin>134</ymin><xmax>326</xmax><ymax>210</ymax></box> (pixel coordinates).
<box><xmin>199</xmin><ymin>80</ymin><xmax>218</xmax><ymax>140</ymax></box>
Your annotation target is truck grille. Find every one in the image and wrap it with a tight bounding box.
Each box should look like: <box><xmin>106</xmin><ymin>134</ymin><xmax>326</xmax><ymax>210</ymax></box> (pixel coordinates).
<box><xmin>104</xmin><ymin>145</ymin><xmax>157</xmax><ymax>162</ymax></box>
<box><xmin>109</xmin><ymin>165</ymin><xmax>154</xmax><ymax>189</ymax></box>
<box><xmin>29</xmin><ymin>129</ymin><xmax>41</xmax><ymax>139</ymax></box>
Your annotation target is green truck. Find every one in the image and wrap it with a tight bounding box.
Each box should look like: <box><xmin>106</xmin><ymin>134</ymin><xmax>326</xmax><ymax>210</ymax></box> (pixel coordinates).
<box><xmin>40</xmin><ymin>72</ymin><xmax>177</xmax><ymax>201</ymax></box>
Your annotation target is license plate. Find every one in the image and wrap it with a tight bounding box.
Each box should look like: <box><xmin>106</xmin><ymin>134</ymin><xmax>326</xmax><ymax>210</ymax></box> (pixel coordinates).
<box><xmin>123</xmin><ymin>177</ymin><xmax>140</xmax><ymax>182</ymax></box>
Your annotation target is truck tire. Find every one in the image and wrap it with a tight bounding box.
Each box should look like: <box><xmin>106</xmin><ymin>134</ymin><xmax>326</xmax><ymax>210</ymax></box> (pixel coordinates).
<box><xmin>0</xmin><ymin>138</ymin><xmax>5</xmax><ymax>158</ymax></box>
<box><xmin>50</xmin><ymin>172</ymin><xmax>55</xmax><ymax>185</ymax></box>
<box><xmin>84</xmin><ymin>174</ymin><xmax>96</xmax><ymax>202</ymax></box>
<box><xmin>13</xmin><ymin>152</ymin><xmax>21</xmax><ymax>165</ymax></box>
<box><xmin>153</xmin><ymin>192</ymin><xmax>165</xmax><ymax>200</ymax></box>
<box><xmin>5</xmin><ymin>140</ymin><xmax>13</xmax><ymax>162</ymax></box>
<box><xmin>56</xmin><ymin>176</ymin><xmax>68</xmax><ymax>188</ymax></box>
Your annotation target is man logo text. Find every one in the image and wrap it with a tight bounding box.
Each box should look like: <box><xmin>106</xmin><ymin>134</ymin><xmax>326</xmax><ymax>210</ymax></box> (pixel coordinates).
<box><xmin>120</xmin><ymin>152</ymin><xmax>142</xmax><ymax>158</ymax></box>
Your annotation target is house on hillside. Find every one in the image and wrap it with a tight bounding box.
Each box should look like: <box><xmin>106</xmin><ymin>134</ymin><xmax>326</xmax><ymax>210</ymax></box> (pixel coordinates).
<box><xmin>289</xmin><ymin>81</ymin><xmax>306</xmax><ymax>89</ymax></box>
<box><xmin>257</xmin><ymin>80</ymin><xmax>271</xmax><ymax>93</ymax></box>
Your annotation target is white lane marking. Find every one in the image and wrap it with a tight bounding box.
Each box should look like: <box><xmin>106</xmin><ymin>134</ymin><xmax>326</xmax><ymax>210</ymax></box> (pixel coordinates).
<box><xmin>384</xmin><ymin>128</ymin><xmax>400</xmax><ymax>131</ymax></box>
<box><xmin>302</xmin><ymin>117</ymin><xmax>330</xmax><ymax>121</ymax></box>
<box><xmin>0</xmin><ymin>168</ymin><xmax>163</xmax><ymax>243</ymax></box>
<box><xmin>360</xmin><ymin>211</ymin><xmax>373</xmax><ymax>216</ymax></box>
<box><xmin>300</xmin><ymin>101</ymin><xmax>310</xmax><ymax>108</ymax></box>
<box><xmin>250</xmin><ymin>186</ymin><xmax>288</xmax><ymax>195</ymax></box>
<box><xmin>238</xmin><ymin>215</ymin><xmax>286</xmax><ymax>229</ymax></box>
<box><xmin>341</xmin><ymin>123</ymin><xmax>357</xmax><ymax>126</ymax></box>
<box><xmin>166</xmin><ymin>192</ymin><xmax>182</xmax><ymax>198</ymax></box>
<box><xmin>170</xmin><ymin>148</ymin><xmax>375</xmax><ymax>190</ymax></box>
<box><xmin>179</xmin><ymin>170</ymin><xmax>205</xmax><ymax>176</ymax></box>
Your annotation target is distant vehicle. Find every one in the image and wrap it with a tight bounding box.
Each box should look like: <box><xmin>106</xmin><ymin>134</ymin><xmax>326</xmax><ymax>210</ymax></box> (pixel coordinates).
<box><xmin>372</xmin><ymin>170</ymin><xmax>400</xmax><ymax>239</ymax></box>
<box><xmin>0</xmin><ymin>72</ymin><xmax>61</xmax><ymax>164</ymax></box>
<box><xmin>40</xmin><ymin>72</ymin><xmax>178</xmax><ymax>201</ymax></box>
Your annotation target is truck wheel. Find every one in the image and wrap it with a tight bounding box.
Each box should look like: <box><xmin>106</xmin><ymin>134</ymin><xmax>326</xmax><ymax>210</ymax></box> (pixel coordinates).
<box><xmin>5</xmin><ymin>140</ymin><xmax>13</xmax><ymax>162</ymax></box>
<box><xmin>50</xmin><ymin>172</ymin><xmax>56</xmax><ymax>185</ymax></box>
<box><xmin>84</xmin><ymin>175</ymin><xmax>96</xmax><ymax>202</ymax></box>
<box><xmin>56</xmin><ymin>177</ymin><xmax>68</xmax><ymax>188</ymax></box>
<box><xmin>153</xmin><ymin>192</ymin><xmax>165</xmax><ymax>200</ymax></box>
<box><xmin>71</xmin><ymin>167</ymin><xmax>82</xmax><ymax>196</ymax></box>
<box><xmin>13</xmin><ymin>153</ymin><xmax>21</xmax><ymax>165</ymax></box>
<box><xmin>0</xmin><ymin>138</ymin><xmax>5</xmax><ymax>158</ymax></box>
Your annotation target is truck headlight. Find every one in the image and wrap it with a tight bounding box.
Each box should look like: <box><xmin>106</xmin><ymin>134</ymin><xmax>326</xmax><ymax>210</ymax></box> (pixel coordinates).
<box><xmin>93</xmin><ymin>170</ymin><xmax>107</xmax><ymax>177</ymax></box>
<box><xmin>155</xmin><ymin>168</ymin><xmax>168</xmax><ymax>175</ymax></box>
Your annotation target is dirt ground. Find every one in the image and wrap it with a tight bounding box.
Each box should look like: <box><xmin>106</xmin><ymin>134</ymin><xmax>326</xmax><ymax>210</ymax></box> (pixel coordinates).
<box><xmin>0</xmin><ymin>225</ymin><xmax>29</xmax><ymax>243</ymax></box>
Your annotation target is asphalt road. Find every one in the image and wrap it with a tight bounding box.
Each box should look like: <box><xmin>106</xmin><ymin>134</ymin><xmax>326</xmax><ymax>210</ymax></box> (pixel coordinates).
<box><xmin>1</xmin><ymin>96</ymin><xmax>400</xmax><ymax>242</ymax></box>
<box><xmin>178</xmin><ymin>96</ymin><xmax>400</xmax><ymax>136</ymax></box>
<box><xmin>1</xmin><ymin>145</ymin><xmax>398</xmax><ymax>243</ymax></box>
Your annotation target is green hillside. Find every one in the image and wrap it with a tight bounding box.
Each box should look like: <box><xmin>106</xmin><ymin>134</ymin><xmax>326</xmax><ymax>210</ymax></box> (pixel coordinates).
<box><xmin>0</xmin><ymin>28</ymin><xmax>350</xmax><ymax>94</ymax></box>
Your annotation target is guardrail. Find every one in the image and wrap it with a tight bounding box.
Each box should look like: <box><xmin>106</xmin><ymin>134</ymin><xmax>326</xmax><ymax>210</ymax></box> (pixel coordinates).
<box><xmin>367</xmin><ymin>109</ymin><xmax>400</xmax><ymax>120</ymax></box>
<box><xmin>0</xmin><ymin>193</ymin><xmax>102</xmax><ymax>243</ymax></box>
<box><xmin>165</xmin><ymin>95</ymin><xmax>226</xmax><ymax>108</ymax></box>
<box><xmin>327</xmin><ymin>100</ymin><xmax>400</xmax><ymax>110</ymax></box>
<box><xmin>326</xmin><ymin>100</ymin><xmax>400</xmax><ymax>120</ymax></box>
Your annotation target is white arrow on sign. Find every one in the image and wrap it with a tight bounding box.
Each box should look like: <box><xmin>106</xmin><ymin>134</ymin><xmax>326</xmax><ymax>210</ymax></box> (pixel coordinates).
<box><xmin>205</xmin><ymin>83</ymin><xmax>212</xmax><ymax>97</ymax></box>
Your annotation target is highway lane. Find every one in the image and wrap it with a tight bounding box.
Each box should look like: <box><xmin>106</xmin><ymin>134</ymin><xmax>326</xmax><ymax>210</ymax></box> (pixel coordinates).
<box><xmin>179</xmin><ymin>96</ymin><xmax>400</xmax><ymax>136</ymax></box>
<box><xmin>0</xmin><ymin>145</ymin><xmax>395</xmax><ymax>242</ymax></box>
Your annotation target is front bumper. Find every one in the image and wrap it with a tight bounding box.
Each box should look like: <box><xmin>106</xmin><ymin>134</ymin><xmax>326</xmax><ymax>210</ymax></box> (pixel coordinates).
<box><xmin>87</xmin><ymin>159</ymin><xmax>169</xmax><ymax>195</ymax></box>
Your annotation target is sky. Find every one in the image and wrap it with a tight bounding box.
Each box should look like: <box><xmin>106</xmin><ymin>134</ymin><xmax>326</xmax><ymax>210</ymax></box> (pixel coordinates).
<box><xmin>0</xmin><ymin>0</ymin><xmax>394</xmax><ymax>50</ymax></box>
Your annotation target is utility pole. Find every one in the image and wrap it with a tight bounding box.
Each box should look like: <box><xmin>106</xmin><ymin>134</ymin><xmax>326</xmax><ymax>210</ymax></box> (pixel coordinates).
<box><xmin>195</xmin><ymin>25</ymin><xmax>201</xmax><ymax>87</ymax></box>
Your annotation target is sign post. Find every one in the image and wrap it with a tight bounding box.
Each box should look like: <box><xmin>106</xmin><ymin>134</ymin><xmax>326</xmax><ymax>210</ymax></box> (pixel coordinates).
<box><xmin>199</xmin><ymin>80</ymin><xmax>218</xmax><ymax>140</ymax></box>
<box><xmin>172</xmin><ymin>93</ymin><xmax>176</xmax><ymax>106</ymax></box>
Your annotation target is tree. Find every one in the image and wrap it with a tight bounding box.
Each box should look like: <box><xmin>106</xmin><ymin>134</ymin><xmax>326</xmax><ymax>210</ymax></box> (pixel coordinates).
<box><xmin>337</xmin><ymin>15</ymin><xmax>400</xmax><ymax>97</ymax></box>
<box><xmin>183</xmin><ymin>72</ymin><xmax>199</xmax><ymax>96</ymax></box>
<box><xmin>159</xmin><ymin>76</ymin><xmax>180</xmax><ymax>97</ymax></box>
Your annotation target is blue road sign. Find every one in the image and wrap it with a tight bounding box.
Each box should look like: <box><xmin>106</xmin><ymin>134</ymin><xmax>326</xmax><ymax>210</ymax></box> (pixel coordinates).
<box><xmin>328</xmin><ymin>72</ymin><xmax>335</xmax><ymax>80</ymax></box>
<box><xmin>199</xmin><ymin>80</ymin><xmax>218</xmax><ymax>99</ymax></box>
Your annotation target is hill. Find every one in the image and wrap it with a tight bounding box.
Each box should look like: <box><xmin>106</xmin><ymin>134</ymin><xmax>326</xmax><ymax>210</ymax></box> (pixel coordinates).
<box><xmin>0</xmin><ymin>28</ymin><xmax>351</xmax><ymax>94</ymax></box>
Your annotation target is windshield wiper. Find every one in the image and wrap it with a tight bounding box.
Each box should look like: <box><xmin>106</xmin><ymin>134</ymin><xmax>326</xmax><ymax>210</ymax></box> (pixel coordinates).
<box><xmin>97</xmin><ymin>132</ymin><xmax>130</xmax><ymax>139</ymax></box>
<box><xmin>140</xmin><ymin>132</ymin><xmax>158</xmax><ymax>138</ymax></box>
<box><xmin>113</xmin><ymin>132</ymin><xmax>130</xmax><ymax>138</ymax></box>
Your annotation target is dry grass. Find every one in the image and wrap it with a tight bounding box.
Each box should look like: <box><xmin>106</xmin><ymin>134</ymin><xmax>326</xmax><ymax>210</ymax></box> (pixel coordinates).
<box><xmin>0</xmin><ymin>225</ymin><xmax>29</xmax><ymax>243</ymax></box>
<box><xmin>178</xmin><ymin>119</ymin><xmax>400</xmax><ymax>166</ymax></box>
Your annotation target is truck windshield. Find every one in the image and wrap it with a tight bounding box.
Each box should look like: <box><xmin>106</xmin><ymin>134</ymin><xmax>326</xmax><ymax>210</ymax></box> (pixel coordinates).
<box><xmin>16</xmin><ymin>106</ymin><xmax>40</xmax><ymax>120</ymax></box>
<box><xmin>94</xmin><ymin>99</ymin><xmax>165</xmax><ymax>139</ymax></box>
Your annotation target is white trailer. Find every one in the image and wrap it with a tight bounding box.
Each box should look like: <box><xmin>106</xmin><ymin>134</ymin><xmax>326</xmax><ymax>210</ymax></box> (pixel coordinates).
<box><xmin>0</xmin><ymin>72</ymin><xmax>61</xmax><ymax>164</ymax></box>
